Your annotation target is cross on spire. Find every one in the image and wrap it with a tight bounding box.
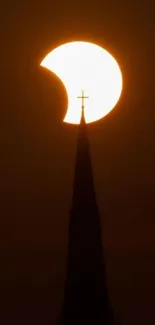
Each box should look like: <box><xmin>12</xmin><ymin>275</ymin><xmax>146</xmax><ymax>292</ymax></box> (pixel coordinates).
<box><xmin>77</xmin><ymin>90</ymin><xmax>89</xmax><ymax>122</ymax></box>
<box><xmin>77</xmin><ymin>89</ymin><xmax>89</xmax><ymax>109</ymax></box>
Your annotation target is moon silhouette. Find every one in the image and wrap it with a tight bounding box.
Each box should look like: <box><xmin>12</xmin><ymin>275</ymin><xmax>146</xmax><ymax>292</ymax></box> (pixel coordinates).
<box><xmin>40</xmin><ymin>41</ymin><xmax>123</xmax><ymax>124</ymax></box>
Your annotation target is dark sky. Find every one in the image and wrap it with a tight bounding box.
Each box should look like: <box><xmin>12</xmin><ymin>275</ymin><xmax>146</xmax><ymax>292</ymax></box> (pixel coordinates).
<box><xmin>1</xmin><ymin>1</ymin><xmax>155</xmax><ymax>324</ymax></box>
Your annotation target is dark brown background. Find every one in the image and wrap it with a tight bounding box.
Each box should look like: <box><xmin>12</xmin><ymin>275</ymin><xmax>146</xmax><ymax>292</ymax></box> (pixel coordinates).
<box><xmin>1</xmin><ymin>1</ymin><xmax>155</xmax><ymax>324</ymax></box>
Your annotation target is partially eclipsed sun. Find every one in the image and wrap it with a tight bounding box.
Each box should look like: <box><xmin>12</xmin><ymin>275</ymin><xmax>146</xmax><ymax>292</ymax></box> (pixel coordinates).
<box><xmin>40</xmin><ymin>41</ymin><xmax>123</xmax><ymax>124</ymax></box>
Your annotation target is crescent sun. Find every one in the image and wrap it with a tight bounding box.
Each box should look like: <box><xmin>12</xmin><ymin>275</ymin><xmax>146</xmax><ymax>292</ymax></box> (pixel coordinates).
<box><xmin>40</xmin><ymin>41</ymin><xmax>123</xmax><ymax>124</ymax></box>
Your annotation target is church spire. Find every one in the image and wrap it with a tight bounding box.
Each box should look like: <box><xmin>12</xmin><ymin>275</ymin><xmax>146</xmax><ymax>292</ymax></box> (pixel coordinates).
<box><xmin>59</xmin><ymin>91</ymin><xmax>115</xmax><ymax>324</ymax></box>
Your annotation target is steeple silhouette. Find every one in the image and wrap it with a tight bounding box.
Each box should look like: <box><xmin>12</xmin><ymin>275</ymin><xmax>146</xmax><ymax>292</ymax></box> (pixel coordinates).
<box><xmin>59</xmin><ymin>91</ymin><xmax>115</xmax><ymax>324</ymax></box>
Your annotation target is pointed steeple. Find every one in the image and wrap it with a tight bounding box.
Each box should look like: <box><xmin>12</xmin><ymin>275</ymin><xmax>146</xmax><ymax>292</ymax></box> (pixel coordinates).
<box><xmin>59</xmin><ymin>92</ymin><xmax>115</xmax><ymax>324</ymax></box>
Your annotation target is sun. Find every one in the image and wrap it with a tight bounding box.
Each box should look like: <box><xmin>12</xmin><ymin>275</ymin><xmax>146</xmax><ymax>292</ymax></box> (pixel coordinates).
<box><xmin>40</xmin><ymin>41</ymin><xmax>123</xmax><ymax>124</ymax></box>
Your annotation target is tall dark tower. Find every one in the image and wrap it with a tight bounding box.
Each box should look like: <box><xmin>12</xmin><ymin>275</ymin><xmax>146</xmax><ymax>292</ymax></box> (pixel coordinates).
<box><xmin>59</xmin><ymin>91</ymin><xmax>115</xmax><ymax>325</ymax></box>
